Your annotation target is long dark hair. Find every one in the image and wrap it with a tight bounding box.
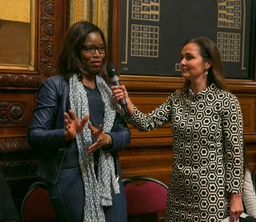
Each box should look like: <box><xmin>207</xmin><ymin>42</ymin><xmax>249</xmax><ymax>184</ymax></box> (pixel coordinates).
<box><xmin>181</xmin><ymin>36</ymin><xmax>228</xmax><ymax>95</ymax></box>
<box><xmin>55</xmin><ymin>21</ymin><xmax>109</xmax><ymax>82</ymax></box>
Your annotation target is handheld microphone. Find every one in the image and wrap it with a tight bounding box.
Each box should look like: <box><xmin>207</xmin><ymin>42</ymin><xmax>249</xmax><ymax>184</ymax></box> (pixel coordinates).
<box><xmin>107</xmin><ymin>63</ymin><xmax>128</xmax><ymax>114</ymax></box>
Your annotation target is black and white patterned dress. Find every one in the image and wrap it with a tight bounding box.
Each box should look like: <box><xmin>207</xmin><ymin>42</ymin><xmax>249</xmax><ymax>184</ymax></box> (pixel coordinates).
<box><xmin>126</xmin><ymin>84</ymin><xmax>244</xmax><ymax>222</ymax></box>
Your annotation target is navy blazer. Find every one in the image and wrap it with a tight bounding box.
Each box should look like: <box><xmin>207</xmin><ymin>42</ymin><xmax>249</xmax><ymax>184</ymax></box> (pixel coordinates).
<box><xmin>27</xmin><ymin>75</ymin><xmax>131</xmax><ymax>185</ymax></box>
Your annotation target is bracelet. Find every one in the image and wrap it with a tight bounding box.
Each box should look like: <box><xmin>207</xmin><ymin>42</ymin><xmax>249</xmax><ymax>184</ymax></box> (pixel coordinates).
<box><xmin>102</xmin><ymin>135</ymin><xmax>112</xmax><ymax>149</ymax></box>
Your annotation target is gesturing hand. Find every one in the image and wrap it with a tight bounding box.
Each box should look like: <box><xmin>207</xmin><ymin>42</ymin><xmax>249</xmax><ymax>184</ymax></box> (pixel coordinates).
<box><xmin>64</xmin><ymin>110</ymin><xmax>89</xmax><ymax>141</ymax></box>
<box><xmin>87</xmin><ymin>122</ymin><xmax>111</xmax><ymax>154</ymax></box>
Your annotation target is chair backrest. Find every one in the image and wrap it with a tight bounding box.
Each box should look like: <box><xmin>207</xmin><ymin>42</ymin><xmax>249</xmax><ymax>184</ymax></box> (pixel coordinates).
<box><xmin>122</xmin><ymin>176</ymin><xmax>168</xmax><ymax>215</ymax></box>
<box><xmin>21</xmin><ymin>181</ymin><xmax>57</xmax><ymax>222</ymax></box>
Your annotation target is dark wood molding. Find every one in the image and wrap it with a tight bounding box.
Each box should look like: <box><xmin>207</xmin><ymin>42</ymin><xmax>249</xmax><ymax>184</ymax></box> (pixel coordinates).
<box><xmin>108</xmin><ymin>0</ymin><xmax>122</xmax><ymax>72</ymax></box>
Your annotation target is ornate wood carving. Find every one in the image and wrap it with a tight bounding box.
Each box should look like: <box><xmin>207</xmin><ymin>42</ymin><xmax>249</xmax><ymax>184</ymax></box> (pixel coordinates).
<box><xmin>0</xmin><ymin>159</ymin><xmax>40</xmax><ymax>180</ymax></box>
<box><xmin>0</xmin><ymin>137</ymin><xmax>30</xmax><ymax>153</ymax></box>
<box><xmin>0</xmin><ymin>101</ymin><xmax>26</xmax><ymax>125</ymax></box>
<box><xmin>40</xmin><ymin>0</ymin><xmax>55</xmax><ymax>79</ymax></box>
<box><xmin>0</xmin><ymin>0</ymin><xmax>62</xmax><ymax>86</ymax></box>
<box><xmin>0</xmin><ymin>0</ymin><xmax>67</xmax><ymax>182</ymax></box>
<box><xmin>0</xmin><ymin>74</ymin><xmax>40</xmax><ymax>87</ymax></box>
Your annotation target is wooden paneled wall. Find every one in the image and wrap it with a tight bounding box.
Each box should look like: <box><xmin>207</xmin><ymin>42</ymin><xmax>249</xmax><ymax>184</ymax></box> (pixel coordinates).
<box><xmin>0</xmin><ymin>0</ymin><xmax>67</xmax><ymax>209</ymax></box>
<box><xmin>0</xmin><ymin>0</ymin><xmax>255</xmax><ymax>215</ymax></box>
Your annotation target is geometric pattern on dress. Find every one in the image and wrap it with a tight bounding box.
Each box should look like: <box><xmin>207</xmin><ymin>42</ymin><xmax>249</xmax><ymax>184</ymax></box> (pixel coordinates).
<box><xmin>126</xmin><ymin>84</ymin><xmax>244</xmax><ymax>221</ymax></box>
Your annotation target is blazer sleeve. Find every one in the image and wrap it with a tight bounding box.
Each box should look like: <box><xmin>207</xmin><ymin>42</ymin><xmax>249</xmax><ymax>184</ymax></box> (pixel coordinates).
<box><xmin>107</xmin><ymin>109</ymin><xmax>131</xmax><ymax>153</ymax></box>
<box><xmin>27</xmin><ymin>77</ymin><xmax>67</xmax><ymax>150</ymax></box>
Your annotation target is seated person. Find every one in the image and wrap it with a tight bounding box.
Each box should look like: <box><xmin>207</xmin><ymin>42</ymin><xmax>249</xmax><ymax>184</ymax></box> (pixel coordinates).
<box><xmin>243</xmin><ymin>167</ymin><xmax>256</xmax><ymax>218</ymax></box>
<box><xmin>0</xmin><ymin>171</ymin><xmax>20</xmax><ymax>221</ymax></box>
<box><xmin>240</xmin><ymin>142</ymin><xmax>256</xmax><ymax>221</ymax></box>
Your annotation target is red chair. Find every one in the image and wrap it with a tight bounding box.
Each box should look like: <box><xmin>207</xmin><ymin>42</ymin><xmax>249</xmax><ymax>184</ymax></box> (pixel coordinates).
<box><xmin>122</xmin><ymin>176</ymin><xmax>168</xmax><ymax>217</ymax></box>
<box><xmin>21</xmin><ymin>181</ymin><xmax>57</xmax><ymax>222</ymax></box>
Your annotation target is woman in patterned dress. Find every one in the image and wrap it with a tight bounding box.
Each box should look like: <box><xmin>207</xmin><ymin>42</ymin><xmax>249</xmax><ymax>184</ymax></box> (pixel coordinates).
<box><xmin>112</xmin><ymin>36</ymin><xmax>244</xmax><ymax>221</ymax></box>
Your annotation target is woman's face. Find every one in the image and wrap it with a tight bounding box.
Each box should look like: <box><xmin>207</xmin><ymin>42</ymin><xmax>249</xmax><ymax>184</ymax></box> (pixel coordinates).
<box><xmin>180</xmin><ymin>43</ymin><xmax>211</xmax><ymax>82</ymax></box>
<box><xmin>81</xmin><ymin>32</ymin><xmax>106</xmax><ymax>75</ymax></box>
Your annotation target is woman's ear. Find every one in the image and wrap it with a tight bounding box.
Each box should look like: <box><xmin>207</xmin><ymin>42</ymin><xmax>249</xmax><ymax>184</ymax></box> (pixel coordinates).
<box><xmin>205</xmin><ymin>60</ymin><xmax>212</xmax><ymax>70</ymax></box>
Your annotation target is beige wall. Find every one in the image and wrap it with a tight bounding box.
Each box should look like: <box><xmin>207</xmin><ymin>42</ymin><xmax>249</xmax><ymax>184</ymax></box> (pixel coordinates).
<box><xmin>0</xmin><ymin>0</ymin><xmax>30</xmax><ymax>23</ymax></box>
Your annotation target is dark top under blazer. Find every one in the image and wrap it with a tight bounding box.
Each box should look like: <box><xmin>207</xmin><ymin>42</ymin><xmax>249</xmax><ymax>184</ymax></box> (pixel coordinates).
<box><xmin>27</xmin><ymin>75</ymin><xmax>131</xmax><ymax>185</ymax></box>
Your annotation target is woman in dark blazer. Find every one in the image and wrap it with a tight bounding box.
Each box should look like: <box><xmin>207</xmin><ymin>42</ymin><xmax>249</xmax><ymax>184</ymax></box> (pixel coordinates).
<box><xmin>27</xmin><ymin>21</ymin><xmax>131</xmax><ymax>222</ymax></box>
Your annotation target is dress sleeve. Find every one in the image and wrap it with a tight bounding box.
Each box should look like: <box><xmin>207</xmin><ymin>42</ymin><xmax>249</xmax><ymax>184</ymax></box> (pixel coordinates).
<box><xmin>222</xmin><ymin>93</ymin><xmax>244</xmax><ymax>194</ymax></box>
<box><xmin>125</xmin><ymin>96</ymin><xmax>173</xmax><ymax>132</ymax></box>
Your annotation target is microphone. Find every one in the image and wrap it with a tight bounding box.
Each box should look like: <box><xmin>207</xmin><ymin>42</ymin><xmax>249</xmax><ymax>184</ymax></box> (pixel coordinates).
<box><xmin>107</xmin><ymin>63</ymin><xmax>128</xmax><ymax>114</ymax></box>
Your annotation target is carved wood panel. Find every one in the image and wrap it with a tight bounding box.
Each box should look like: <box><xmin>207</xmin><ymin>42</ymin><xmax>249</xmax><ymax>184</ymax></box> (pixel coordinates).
<box><xmin>0</xmin><ymin>1</ymin><xmax>67</xmax><ymax>208</ymax></box>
